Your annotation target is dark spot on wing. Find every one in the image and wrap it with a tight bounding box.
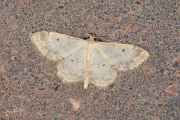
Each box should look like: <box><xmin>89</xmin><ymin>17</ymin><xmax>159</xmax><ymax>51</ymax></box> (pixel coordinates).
<box><xmin>71</xmin><ymin>59</ymin><xmax>74</xmax><ymax>62</ymax></box>
<box><xmin>57</xmin><ymin>38</ymin><xmax>59</xmax><ymax>41</ymax></box>
<box><xmin>122</xmin><ymin>49</ymin><xmax>125</xmax><ymax>52</ymax></box>
<box><xmin>102</xmin><ymin>64</ymin><xmax>105</xmax><ymax>66</ymax></box>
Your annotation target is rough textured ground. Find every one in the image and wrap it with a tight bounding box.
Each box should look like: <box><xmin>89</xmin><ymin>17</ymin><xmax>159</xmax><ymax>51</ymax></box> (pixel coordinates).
<box><xmin>0</xmin><ymin>0</ymin><xmax>179</xmax><ymax>120</ymax></box>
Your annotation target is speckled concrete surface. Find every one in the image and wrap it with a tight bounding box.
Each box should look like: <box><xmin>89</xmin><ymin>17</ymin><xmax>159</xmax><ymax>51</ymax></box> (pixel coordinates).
<box><xmin>0</xmin><ymin>0</ymin><xmax>179</xmax><ymax>120</ymax></box>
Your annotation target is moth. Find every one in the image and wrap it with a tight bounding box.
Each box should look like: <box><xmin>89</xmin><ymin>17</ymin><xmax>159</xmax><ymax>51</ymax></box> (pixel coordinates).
<box><xmin>31</xmin><ymin>31</ymin><xmax>150</xmax><ymax>89</ymax></box>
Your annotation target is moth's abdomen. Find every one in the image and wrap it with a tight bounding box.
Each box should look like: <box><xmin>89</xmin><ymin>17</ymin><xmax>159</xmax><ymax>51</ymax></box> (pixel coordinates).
<box><xmin>86</xmin><ymin>43</ymin><xmax>94</xmax><ymax>61</ymax></box>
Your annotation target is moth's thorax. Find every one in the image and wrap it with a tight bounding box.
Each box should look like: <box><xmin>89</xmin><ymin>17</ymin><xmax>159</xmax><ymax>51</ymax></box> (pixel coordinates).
<box><xmin>86</xmin><ymin>38</ymin><xmax>96</xmax><ymax>61</ymax></box>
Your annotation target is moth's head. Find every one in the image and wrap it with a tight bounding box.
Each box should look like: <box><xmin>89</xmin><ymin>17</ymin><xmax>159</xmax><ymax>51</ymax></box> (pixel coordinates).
<box><xmin>88</xmin><ymin>36</ymin><xmax>96</xmax><ymax>42</ymax></box>
<box><xmin>83</xmin><ymin>33</ymin><xmax>104</xmax><ymax>42</ymax></box>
